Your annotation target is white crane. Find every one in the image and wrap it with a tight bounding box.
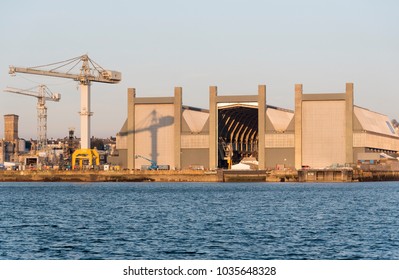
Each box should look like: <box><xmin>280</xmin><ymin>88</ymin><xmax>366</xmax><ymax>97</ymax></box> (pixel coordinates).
<box><xmin>4</xmin><ymin>85</ymin><xmax>61</xmax><ymax>151</ymax></box>
<box><xmin>9</xmin><ymin>54</ymin><xmax>121</xmax><ymax>168</ymax></box>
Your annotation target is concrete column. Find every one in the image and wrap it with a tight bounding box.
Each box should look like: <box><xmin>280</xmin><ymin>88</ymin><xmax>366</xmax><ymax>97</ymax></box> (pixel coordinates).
<box><xmin>174</xmin><ymin>87</ymin><xmax>182</xmax><ymax>170</ymax></box>
<box><xmin>209</xmin><ymin>86</ymin><xmax>218</xmax><ymax>170</ymax></box>
<box><xmin>127</xmin><ymin>88</ymin><xmax>136</xmax><ymax>170</ymax></box>
<box><xmin>79</xmin><ymin>83</ymin><xmax>91</xmax><ymax>149</ymax></box>
<box><xmin>258</xmin><ymin>85</ymin><xmax>266</xmax><ymax>170</ymax></box>
<box><xmin>345</xmin><ymin>83</ymin><xmax>354</xmax><ymax>165</ymax></box>
<box><xmin>294</xmin><ymin>84</ymin><xmax>303</xmax><ymax>170</ymax></box>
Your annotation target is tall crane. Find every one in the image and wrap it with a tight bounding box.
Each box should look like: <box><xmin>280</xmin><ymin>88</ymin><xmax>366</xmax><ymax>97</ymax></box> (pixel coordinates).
<box><xmin>4</xmin><ymin>85</ymin><xmax>61</xmax><ymax>151</ymax></box>
<box><xmin>9</xmin><ymin>54</ymin><xmax>121</xmax><ymax>168</ymax></box>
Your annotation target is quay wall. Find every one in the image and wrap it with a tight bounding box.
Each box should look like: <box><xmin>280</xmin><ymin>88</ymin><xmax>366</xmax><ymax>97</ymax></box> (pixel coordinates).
<box><xmin>2</xmin><ymin>169</ymin><xmax>399</xmax><ymax>182</ymax></box>
<box><xmin>354</xmin><ymin>170</ymin><xmax>399</xmax><ymax>182</ymax></box>
<box><xmin>0</xmin><ymin>170</ymin><xmax>299</xmax><ymax>183</ymax></box>
<box><xmin>0</xmin><ymin>170</ymin><xmax>219</xmax><ymax>182</ymax></box>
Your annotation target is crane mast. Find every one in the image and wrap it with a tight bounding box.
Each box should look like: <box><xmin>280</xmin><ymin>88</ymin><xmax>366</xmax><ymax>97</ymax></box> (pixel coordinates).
<box><xmin>4</xmin><ymin>85</ymin><xmax>61</xmax><ymax>151</ymax></box>
<box><xmin>8</xmin><ymin>54</ymin><xmax>121</xmax><ymax>168</ymax></box>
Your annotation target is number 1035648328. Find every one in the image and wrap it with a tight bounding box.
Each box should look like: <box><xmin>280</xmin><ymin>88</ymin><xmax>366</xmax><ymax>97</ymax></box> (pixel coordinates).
<box><xmin>216</xmin><ymin>266</ymin><xmax>277</xmax><ymax>276</ymax></box>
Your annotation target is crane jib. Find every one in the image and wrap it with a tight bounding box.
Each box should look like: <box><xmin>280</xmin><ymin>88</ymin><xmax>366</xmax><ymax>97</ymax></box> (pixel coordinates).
<box><xmin>9</xmin><ymin>66</ymin><xmax>121</xmax><ymax>84</ymax></box>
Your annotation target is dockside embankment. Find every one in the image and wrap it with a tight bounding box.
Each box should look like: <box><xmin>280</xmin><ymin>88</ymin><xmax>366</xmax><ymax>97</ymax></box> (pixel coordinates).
<box><xmin>0</xmin><ymin>169</ymin><xmax>298</xmax><ymax>183</ymax></box>
<box><xmin>2</xmin><ymin>169</ymin><xmax>399</xmax><ymax>182</ymax></box>
<box><xmin>0</xmin><ymin>170</ymin><xmax>220</xmax><ymax>182</ymax></box>
<box><xmin>0</xmin><ymin>169</ymin><xmax>297</xmax><ymax>183</ymax></box>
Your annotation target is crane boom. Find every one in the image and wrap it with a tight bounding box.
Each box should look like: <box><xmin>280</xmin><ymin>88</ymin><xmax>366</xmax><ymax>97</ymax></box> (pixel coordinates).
<box><xmin>9</xmin><ymin>67</ymin><xmax>80</xmax><ymax>81</ymax></box>
<box><xmin>9</xmin><ymin>66</ymin><xmax>121</xmax><ymax>84</ymax></box>
<box><xmin>4</xmin><ymin>86</ymin><xmax>60</xmax><ymax>101</ymax></box>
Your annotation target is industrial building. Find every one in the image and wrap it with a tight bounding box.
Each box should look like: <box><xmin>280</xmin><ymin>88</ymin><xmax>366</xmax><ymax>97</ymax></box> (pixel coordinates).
<box><xmin>113</xmin><ymin>85</ymin><xmax>296</xmax><ymax>170</ymax></box>
<box><xmin>113</xmin><ymin>83</ymin><xmax>399</xmax><ymax>171</ymax></box>
<box><xmin>295</xmin><ymin>83</ymin><xmax>399</xmax><ymax>169</ymax></box>
<box><xmin>0</xmin><ymin>114</ymin><xmax>20</xmax><ymax>163</ymax></box>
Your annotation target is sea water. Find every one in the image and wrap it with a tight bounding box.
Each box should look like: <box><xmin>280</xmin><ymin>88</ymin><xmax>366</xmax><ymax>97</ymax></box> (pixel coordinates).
<box><xmin>0</xmin><ymin>182</ymin><xmax>398</xmax><ymax>259</ymax></box>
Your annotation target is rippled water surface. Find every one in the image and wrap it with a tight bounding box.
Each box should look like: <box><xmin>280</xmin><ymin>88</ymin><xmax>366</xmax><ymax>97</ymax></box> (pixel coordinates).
<box><xmin>0</xmin><ymin>182</ymin><xmax>398</xmax><ymax>259</ymax></box>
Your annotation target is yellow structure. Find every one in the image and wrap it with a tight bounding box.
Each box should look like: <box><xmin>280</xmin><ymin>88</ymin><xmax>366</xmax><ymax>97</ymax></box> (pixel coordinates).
<box><xmin>72</xmin><ymin>148</ymin><xmax>100</xmax><ymax>169</ymax></box>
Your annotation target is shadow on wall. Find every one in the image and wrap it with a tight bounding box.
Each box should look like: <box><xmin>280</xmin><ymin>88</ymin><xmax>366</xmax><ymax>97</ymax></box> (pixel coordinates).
<box><xmin>120</xmin><ymin>110</ymin><xmax>174</xmax><ymax>164</ymax></box>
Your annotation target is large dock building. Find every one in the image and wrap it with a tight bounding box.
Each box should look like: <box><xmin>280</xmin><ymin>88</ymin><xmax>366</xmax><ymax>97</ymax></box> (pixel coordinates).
<box><xmin>112</xmin><ymin>83</ymin><xmax>399</xmax><ymax>170</ymax></box>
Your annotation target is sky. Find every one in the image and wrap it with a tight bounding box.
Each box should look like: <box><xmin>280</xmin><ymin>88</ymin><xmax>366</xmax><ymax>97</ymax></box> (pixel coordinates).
<box><xmin>0</xmin><ymin>0</ymin><xmax>398</xmax><ymax>140</ymax></box>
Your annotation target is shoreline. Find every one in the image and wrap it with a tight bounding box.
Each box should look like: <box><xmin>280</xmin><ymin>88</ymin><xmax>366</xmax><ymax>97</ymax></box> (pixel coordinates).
<box><xmin>0</xmin><ymin>170</ymin><xmax>219</xmax><ymax>183</ymax></box>
<box><xmin>1</xmin><ymin>169</ymin><xmax>399</xmax><ymax>182</ymax></box>
<box><xmin>0</xmin><ymin>170</ymin><xmax>294</xmax><ymax>183</ymax></box>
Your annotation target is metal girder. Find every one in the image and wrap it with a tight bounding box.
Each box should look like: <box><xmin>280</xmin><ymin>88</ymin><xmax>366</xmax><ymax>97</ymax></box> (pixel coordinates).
<box><xmin>217</xmin><ymin>106</ymin><xmax>258</xmax><ymax>155</ymax></box>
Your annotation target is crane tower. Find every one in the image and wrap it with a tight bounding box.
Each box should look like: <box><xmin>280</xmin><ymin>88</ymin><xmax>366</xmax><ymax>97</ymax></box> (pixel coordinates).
<box><xmin>4</xmin><ymin>85</ymin><xmax>61</xmax><ymax>150</ymax></box>
<box><xmin>9</xmin><ymin>54</ymin><xmax>121</xmax><ymax>168</ymax></box>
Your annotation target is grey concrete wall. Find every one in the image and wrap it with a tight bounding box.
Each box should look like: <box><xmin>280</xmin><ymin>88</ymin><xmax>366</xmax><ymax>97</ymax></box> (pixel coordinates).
<box><xmin>209</xmin><ymin>86</ymin><xmax>218</xmax><ymax>170</ymax></box>
<box><xmin>294</xmin><ymin>83</ymin><xmax>354</xmax><ymax>169</ymax></box>
<box><xmin>174</xmin><ymin>87</ymin><xmax>182</xmax><ymax>170</ymax></box>
<box><xmin>302</xmin><ymin>100</ymin><xmax>346</xmax><ymax>168</ymax></box>
<box><xmin>266</xmin><ymin>148</ymin><xmax>295</xmax><ymax>169</ymax></box>
<box><xmin>346</xmin><ymin>83</ymin><xmax>354</xmax><ymax>164</ymax></box>
<box><xmin>134</xmin><ymin>103</ymin><xmax>175</xmax><ymax>168</ymax></box>
<box><xmin>108</xmin><ymin>149</ymin><xmax>128</xmax><ymax>168</ymax></box>
<box><xmin>258</xmin><ymin>85</ymin><xmax>266</xmax><ymax>170</ymax></box>
<box><xmin>127</xmin><ymin>88</ymin><xmax>135</xmax><ymax>170</ymax></box>
<box><xmin>125</xmin><ymin>88</ymin><xmax>183</xmax><ymax>170</ymax></box>
<box><xmin>294</xmin><ymin>84</ymin><xmax>303</xmax><ymax>169</ymax></box>
<box><xmin>181</xmin><ymin>148</ymin><xmax>210</xmax><ymax>170</ymax></box>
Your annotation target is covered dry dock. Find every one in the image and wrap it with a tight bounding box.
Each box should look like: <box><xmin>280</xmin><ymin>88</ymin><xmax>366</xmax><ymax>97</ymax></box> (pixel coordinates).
<box><xmin>112</xmin><ymin>85</ymin><xmax>296</xmax><ymax>171</ymax></box>
<box><xmin>110</xmin><ymin>83</ymin><xmax>399</xmax><ymax>174</ymax></box>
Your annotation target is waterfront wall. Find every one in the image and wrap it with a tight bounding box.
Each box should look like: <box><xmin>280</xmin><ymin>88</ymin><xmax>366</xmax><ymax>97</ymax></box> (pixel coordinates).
<box><xmin>0</xmin><ymin>170</ymin><xmax>219</xmax><ymax>182</ymax></box>
<box><xmin>2</xmin><ymin>169</ymin><xmax>399</xmax><ymax>182</ymax></box>
<box><xmin>298</xmin><ymin>169</ymin><xmax>353</xmax><ymax>182</ymax></box>
<box><xmin>0</xmin><ymin>170</ymin><xmax>296</xmax><ymax>183</ymax></box>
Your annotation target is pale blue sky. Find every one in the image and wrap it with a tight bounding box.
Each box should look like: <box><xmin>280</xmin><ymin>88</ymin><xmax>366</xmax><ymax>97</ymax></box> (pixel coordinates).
<box><xmin>1</xmin><ymin>0</ymin><xmax>398</xmax><ymax>139</ymax></box>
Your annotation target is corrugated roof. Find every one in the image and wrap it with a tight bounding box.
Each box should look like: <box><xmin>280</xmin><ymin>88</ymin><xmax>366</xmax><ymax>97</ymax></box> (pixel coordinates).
<box><xmin>354</xmin><ymin>106</ymin><xmax>398</xmax><ymax>137</ymax></box>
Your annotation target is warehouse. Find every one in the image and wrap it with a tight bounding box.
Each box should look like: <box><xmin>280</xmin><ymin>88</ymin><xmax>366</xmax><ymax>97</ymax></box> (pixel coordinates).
<box><xmin>113</xmin><ymin>83</ymin><xmax>399</xmax><ymax>170</ymax></box>
<box><xmin>294</xmin><ymin>83</ymin><xmax>399</xmax><ymax>169</ymax></box>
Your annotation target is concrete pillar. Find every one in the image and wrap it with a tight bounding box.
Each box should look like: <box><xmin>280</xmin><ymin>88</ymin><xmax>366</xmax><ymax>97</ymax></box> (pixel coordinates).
<box><xmin>174</xmin><ymin>87</ymin><xmax>182</xmax><ymax>170</ymax></box>
<box><xmin>345</xmin><ymin>83</ymin><xmax>354</xmax><ymax>165</ymax></box>
<box><xmin>79</xmin><ymin>84</ymin><xmax>91</xmax><ymax>149</ymax></box>
<box><xmin>258</xmin><ymin>85</ymin><xmax>266</xmax><ymax>170</ymax></box>
<box><xmin>127</xmin><ymin>88</ymin><xmax>135</xmax><ymax>170</ymax></box>
<box><xmin>294</xmin><ymin>84</ymin><xmax>303</xmax><ymax>170</ymax></box>
<box><xmin>209</xmin><ymin>86</ymin><xmax>218</xmax><ymax>170</ymax></box>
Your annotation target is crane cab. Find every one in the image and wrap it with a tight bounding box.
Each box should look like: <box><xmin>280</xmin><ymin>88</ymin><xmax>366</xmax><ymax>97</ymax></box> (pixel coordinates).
<box><xmin>101</xmin><ymin>70</ymin><xmax>121</xmax><ymax>82</ymax></box>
